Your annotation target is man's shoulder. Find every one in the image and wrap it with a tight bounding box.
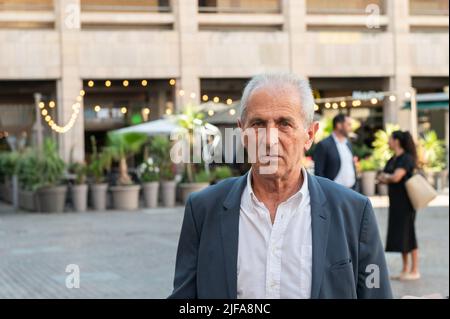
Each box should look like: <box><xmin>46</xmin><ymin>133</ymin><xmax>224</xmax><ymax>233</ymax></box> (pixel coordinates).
<box><xmin>188</xmin><ymin>176</ymin><xmax>242</xmax><ymax>206</ymax></box>
<box><xmin>316</xmin><ymin>135</ymin><xmax>334</xmax><ymax>148</ymax></box>
<box><xmin>313</xmin><ymin>174</ymin><xmax>368</xmax><ymax>207</ymax></box>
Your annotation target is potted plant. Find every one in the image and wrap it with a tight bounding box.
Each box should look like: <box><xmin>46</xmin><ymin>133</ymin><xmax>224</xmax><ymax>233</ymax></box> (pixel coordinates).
<box><xmin>177</xmin><ymin>105</ymin><xmax>213</xmax><ymax>204</ymax></box>
<box><xmin>138</xmin><ymin>157</ymin><xmax>160</xmax><ymax>208</ymax></box>
<box><xmin>69</xmin><ymin>162</ymin><xmax>88</xmax><ymax>212</ymax></box>
<box><xmin>359</xmin><ymin>156</ymin><xmax>378</xmax><ymax>197</ymax></box>
<box><xmin>371</xmin><ymin>124</ymin><xmax>400</xmax><ymax>196</ymax></box>
<box><xmin>34</xmin><ymin>139</ymin><xmax>67</xmax><ymax>213</ymax></box>
<box><xmin>419</xmin><ymin>130</ymin><xmax>447</xmax><ymax>189</ymax></box>
<box><xmin>149</xmin><ymin>135</ymin><xmax>177</xmax><ymax>207</ymax></box>
<box><xmin>16</xmin><ymin>149</ymin><xmax>40</xmax><ymax>211</ymax></box>
<box><xmin>212</xmin><ymin>165</ymin><xmax>234</xmax><ymax>183</ymax></box>
<box><xmin>0</xmin><ymin>151</ymin><xmax>19</xmax><ymax>203</ymax></box>
<box><xmin>106</xmin><ymin>131</ymin><xmax>147</xmax><ymax>210</ymax></box>
<box><xmin>88</xmin><ymin>136</ymin><xmax>112</xmax><ymax>211</ymax></box>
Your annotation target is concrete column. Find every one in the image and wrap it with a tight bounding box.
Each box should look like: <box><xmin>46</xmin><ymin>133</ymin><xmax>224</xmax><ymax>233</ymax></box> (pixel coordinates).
<box><xmin>386</xmin><ymin>0</ymin><xmax>412</xmax><ymax>129</ymax></box>
<box><xmin>173</xmin><ymin>0</ymin><xmax>200</xmax><ymax>110</ymax></box>
<box><xmin>284</xmin><ymin>0</ymin><xmax>308</xmax><ymax>76</ymax></box>
<box><xmin>54</xmin><ymin>0</ymin><xmax>84</xmax><ymax>162</ymax></box>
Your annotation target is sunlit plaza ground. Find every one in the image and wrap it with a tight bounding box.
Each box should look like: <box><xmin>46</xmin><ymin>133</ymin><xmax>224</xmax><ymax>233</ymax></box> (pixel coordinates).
<box><xmin>0</xmin><ymin>193</ymin><xmax>448</xmax><ymax>299</ymax></box>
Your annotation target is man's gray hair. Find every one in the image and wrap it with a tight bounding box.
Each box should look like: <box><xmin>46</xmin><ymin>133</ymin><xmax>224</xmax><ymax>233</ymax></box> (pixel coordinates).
<box><xmin>239</xmin><ymin>72</ymin><xmax>315</xmax><ymax>126</ymax></box>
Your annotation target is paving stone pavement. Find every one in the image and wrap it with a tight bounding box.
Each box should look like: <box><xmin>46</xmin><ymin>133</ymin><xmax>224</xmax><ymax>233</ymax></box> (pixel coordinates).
<box><xmin>0</xmin><ymin>199</ymin><xmax>448</xmax><ymax>299</ymax></box>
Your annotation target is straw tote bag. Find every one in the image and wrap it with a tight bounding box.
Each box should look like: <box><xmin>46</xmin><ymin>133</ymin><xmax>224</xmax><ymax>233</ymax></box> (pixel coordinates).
<box><xmin>405</xmin><ymin>173</ymin><xmax>438</xmax><ymax>211</ymax></box>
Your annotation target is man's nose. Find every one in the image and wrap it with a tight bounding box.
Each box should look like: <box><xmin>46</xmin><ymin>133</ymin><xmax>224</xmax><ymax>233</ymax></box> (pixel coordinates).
<box><xmin>261</xmin><ymin>124</ymin><xmax>278</xmax><ymax>147</ymax></box>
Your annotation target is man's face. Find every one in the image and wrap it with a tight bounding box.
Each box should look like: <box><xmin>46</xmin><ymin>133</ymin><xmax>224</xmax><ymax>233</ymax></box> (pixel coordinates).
<box><xmin>337</xmin><ymin>116</ymin><xmax>352</xmax><ymax>137</ymax></box>
<box><xmin>238</xmin><ymin>85</ymin><xmax>318</xmax><ymax>178</ymax></box>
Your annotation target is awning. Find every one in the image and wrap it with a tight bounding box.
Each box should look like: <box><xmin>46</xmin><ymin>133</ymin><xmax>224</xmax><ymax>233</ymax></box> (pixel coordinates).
<box><xmin>403</xmin><ymin>92</ymin><xmax>449</xmax><ymax>111</ymax></box>
<box><xmin>403</xmin><ymin>101</ymin><xmax>449</xmax><ymax>111</ymax></box>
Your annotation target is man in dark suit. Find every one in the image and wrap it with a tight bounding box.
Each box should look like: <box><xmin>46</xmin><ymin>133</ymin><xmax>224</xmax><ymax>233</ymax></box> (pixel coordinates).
<box><xmin>169</xmin><ymin>73</ymin><xmax>392</xmax><ymax>299</ymax></box>
<box><xmin>313</xmin><ymin>114</ymin><xmax>357</xmax><ymax>190</ymax></box>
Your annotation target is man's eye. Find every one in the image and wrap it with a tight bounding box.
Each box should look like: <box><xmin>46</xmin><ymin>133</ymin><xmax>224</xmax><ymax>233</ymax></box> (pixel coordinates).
<box><xmin>280</xmin><ymin>121</ymin><xmax>290</xmax><ymax>127</ymax></box>
<box><xmin>252</xmin><ymin>122</ymin><xmax>263</xmax><ymax>127</ymax></box>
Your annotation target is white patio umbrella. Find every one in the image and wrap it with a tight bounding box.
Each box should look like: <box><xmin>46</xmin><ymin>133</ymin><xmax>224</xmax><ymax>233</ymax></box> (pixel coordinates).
<box><xmin>113</xmin><ymin>118</ymin><xmax>183</xmax><ymax>136</ymax></box>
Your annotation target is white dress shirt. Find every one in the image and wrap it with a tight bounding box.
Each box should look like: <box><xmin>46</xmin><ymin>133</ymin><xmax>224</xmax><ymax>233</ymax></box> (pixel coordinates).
<box><xmin>332</xmin><ymin>133</ymin><xmax>356</xmax><ymax>188</ymax></box>
<box><xmin>237</xmin><ymin>167</ymin><xmax>312</xmax><ymax>299</ymax></box>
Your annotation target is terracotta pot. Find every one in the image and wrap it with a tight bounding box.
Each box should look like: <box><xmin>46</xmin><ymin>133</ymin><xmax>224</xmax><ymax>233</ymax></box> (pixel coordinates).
<box><xmin>142</xmin><ymin>182</ymin><xmax>159</xmax><ymax>208</ymax></box>
<box><xmin>179</xmin><ymin>182</ymin><xmax>210</xmax><ymax>204</ymax></box>
<box><xmin>90</xmin><ymin>183</ymin><xmax>108</xmax><ymax>211</ymax></box>
<box><xmin>361</xmin><ymin>171</ymin><xmax>377</xmax><ymax>196</ymax></box>
<box><xmin>72</xmin><ymin>184</ymin><xmax>88</xmax><ymax>212</ymax></box>
<box><xmin>160</xmin><ymin>180</ymin><xmax>177</xmax><ymax>207</ymax></box>
<box><xmin>37</xmin><ymin>185</ymin><xmax>67</xmax><ymax>213</ymax></box>
<box><xmin>110</xmin><ymin>184</ymin><xmax>141</xmax><ymax>210</ymax></box>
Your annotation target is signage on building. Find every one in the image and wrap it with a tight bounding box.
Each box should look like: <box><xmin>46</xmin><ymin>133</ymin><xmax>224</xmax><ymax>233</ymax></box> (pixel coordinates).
<box><xmin>352</xmin><ymin>91</ymin><xmax>384</xmax><ymax>101</ymax></box>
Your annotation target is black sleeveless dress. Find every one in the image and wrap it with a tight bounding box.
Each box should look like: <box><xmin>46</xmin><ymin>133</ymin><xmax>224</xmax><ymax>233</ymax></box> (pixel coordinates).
<box><xmin>383</xmin><ymin>153</ymin><xmax>418</xmax><ymax>253</ymax></box>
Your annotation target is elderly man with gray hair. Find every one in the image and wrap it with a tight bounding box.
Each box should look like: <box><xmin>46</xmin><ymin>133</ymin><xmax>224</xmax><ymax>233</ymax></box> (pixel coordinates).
<box><xmin>169</xmin><ymin>73</ymin><xmax>392</xmax><ymax>299</ymax></box>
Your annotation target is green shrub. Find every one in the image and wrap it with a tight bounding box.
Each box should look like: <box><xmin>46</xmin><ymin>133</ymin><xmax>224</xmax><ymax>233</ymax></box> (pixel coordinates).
<box><xmin>359</xmin><ymin>156</ymin><xmax>378</xmax><ymax>172</ymax></box>
<box><xmin>213</xmin><ymin>165</ymin><xmax>234</xmax><ymax>181</ymax></box>
<box><xmin>138</xmin><ymin>157</ymin><xmax>160</xmax><ymax>183</ymax></box>
<box><xmin>149</xmin><ymin>135</ymin><xmax>175</xmax><ymax>181</ymax></box>
<box><xmin>419</xmin><ymin>130</ymin><xmax>446</xmax><ymax>172</ymax></box>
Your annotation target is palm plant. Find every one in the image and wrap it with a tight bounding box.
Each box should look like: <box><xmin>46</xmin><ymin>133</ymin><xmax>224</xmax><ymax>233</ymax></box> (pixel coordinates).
<box><xmin>372</xmin><ymin>123</ymin><xmax>401</xmax><ymax>169</ymax></box>
<box><xmin>105</xmin><ymin>132</ymin><xmax>148</xmax><ymax>185</ymax></box>
<box><xmin>419</xmin><ymin>130</ymin><xmax>446</xmax><ymax>172</ymax></box>
<box><xmin>148</xmin><ymin>135</ymin><xmax>174</xmax><ymax>180</ymax></box>
<box><xmin>88</xmin><ymin>135</ymin><xmax>112</xmax><ymax>184</ymax></box>
<box><xmin>37</xmin><ymin>139</ymin><xmax>66</xmax><ymax>189</ymax></box>
<box><xmin>177</xmin><ymin>104</ymin><xmax>212</xmax><ymax>183</ymax></box>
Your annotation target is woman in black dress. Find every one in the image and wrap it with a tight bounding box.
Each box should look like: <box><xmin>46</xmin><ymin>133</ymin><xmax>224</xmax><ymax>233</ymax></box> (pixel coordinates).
<box><xmin>377</xmin><ymin>131</ymin><xmax>419</xmax><ymax>281</ymax></box>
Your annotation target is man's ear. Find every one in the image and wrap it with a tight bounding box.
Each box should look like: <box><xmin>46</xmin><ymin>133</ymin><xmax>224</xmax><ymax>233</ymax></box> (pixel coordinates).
<box><xmin>304</xmin><ymin>121</ymin><xmax>319</xmax><ymax>152</ymax></box>
<box><xmin>237</xmin><ymin>119</ymin><xmax>247</xmax><ymax>148</ymax></box>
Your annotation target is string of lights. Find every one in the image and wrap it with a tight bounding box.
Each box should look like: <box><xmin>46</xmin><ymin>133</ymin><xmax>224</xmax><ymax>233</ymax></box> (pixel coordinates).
<box><xmin>313</xmin><ymin>90</ymin><xmax>413</xmax><ymax>112</ymax></box>
<box><xmin>38</xmin><ymin>89</ymin><xmax>85</xmax><ymax>134</ymax></box>
<box><xmin>36</xmin><ymin>80</ymin><xmax>409</xmax><ymax>136</ymax></box>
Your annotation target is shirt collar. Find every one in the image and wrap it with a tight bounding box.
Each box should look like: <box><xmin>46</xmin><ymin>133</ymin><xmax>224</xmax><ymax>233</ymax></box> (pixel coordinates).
<box><xmin>332</xmin><ymin>132</ymin><xmax>348</xmax><ymax>144</ymax></box>
<box><xmin>246</xmin><ymin>166</ymin><xmax>309</xmax><ymax>206</ymax></box>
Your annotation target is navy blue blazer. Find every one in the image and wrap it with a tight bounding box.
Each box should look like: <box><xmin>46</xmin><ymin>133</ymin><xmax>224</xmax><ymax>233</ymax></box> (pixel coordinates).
<box><xmin>313</xmin><ymin>135</ymin><xmax>357</xmax><ymax>188</ymax></box>
<box><xmin>169</xmin><ymin>172</ymin><xmax>392</xmax><ymax>299</ymax></box>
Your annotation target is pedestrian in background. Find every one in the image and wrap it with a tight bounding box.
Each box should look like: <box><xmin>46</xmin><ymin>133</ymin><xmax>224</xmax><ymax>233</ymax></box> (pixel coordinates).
<box><xmin>378</xmin><ymin>130</ymin><xmax>420</xmax><ymax>281</ymax></box>
<box><xmin>313</xmin><ymin>114</ymin><xmax>357</xmax><ymax>190</ymax></box>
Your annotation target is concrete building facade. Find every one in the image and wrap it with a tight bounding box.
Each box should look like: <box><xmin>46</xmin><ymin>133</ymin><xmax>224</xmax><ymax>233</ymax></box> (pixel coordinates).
<box><xmin>0</xmin><ymin>0</ymin><xmax>448</xmax><ymax>161</ymax></box>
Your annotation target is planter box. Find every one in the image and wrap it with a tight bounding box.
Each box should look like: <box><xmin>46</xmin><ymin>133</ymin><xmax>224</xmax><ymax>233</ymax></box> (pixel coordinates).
<box><xmin>90</xmin><ymin>183</ymin><xmax>109</xmax><ymax>211</ymax></box>
<box><xmin>19</xmin><ymin>189</ymin><xmax>38</xmax><ymax>211</ymax></box>
<box><xmin>161</xmin><ymin>181</ymin><xmax>177</xmax><ymax>207</ymax></box>
<box><xmin>110</xmin><ymin>185</ymin><xmax>141</xmax><ymax>210</ymax></box>
<box><xmin>377</xmin><ymin>183</ymin><xmax>388</xmax><ymax>196</ymax></box>
<box><xmin>179</xmin><ymin>182</ymin><xmax>210</xmax><ymax>204</ymax></box>
<box><xmin>71</xmin><ymin>184</ymin><xmax>88</xmax><ymax>212</ymax></box>
<box><xmin>36</xmin><ymin>185</ymin><xmax>67</xmax><ymax>213</ymax></box>
<box><xmin>2</xmin><ymin>181</ymin><xmax>12</xmax><ymax>203</ymax></box>
<box><xmin>361</xmin><ymin>171</ymin><xmax>377</xmax><ymax>196</ymax></box>
<box><xmin>142</xmin><ymin>182</ymin><xmax>159</xmax><ymax>208</ymax></box>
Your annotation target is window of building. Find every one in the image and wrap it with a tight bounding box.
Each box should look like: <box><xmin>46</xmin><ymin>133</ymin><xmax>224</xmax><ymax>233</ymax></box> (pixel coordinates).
<box><xmin>80</xmin><ymin>0</ymin><xmax>171</xmax><ymax>13</ymax></box>
<box><xmin>198</xmin><ymin>0</ymin><xmax>281</xmax><ymax>14</ymax></box>
<box><xmin>410</xmin><ymin>0</ymin><xmax>449</xmax><ymax>16</ymax></box>
<box><xmin>306</xmin><ymin>0</ymin><xmax>386</xmax><ymax>15</ymax></box>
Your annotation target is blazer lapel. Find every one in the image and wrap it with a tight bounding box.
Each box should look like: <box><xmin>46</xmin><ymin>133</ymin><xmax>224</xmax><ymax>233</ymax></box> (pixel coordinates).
<box><xmin>308</xmin><ymin>174</ymin><xmax>331</xmax><ymax>299</ymax></box>
<box><xmin>220</xmin><ymin>172</ymin><xmax>249</xmax><ymax>299</ymax></box>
